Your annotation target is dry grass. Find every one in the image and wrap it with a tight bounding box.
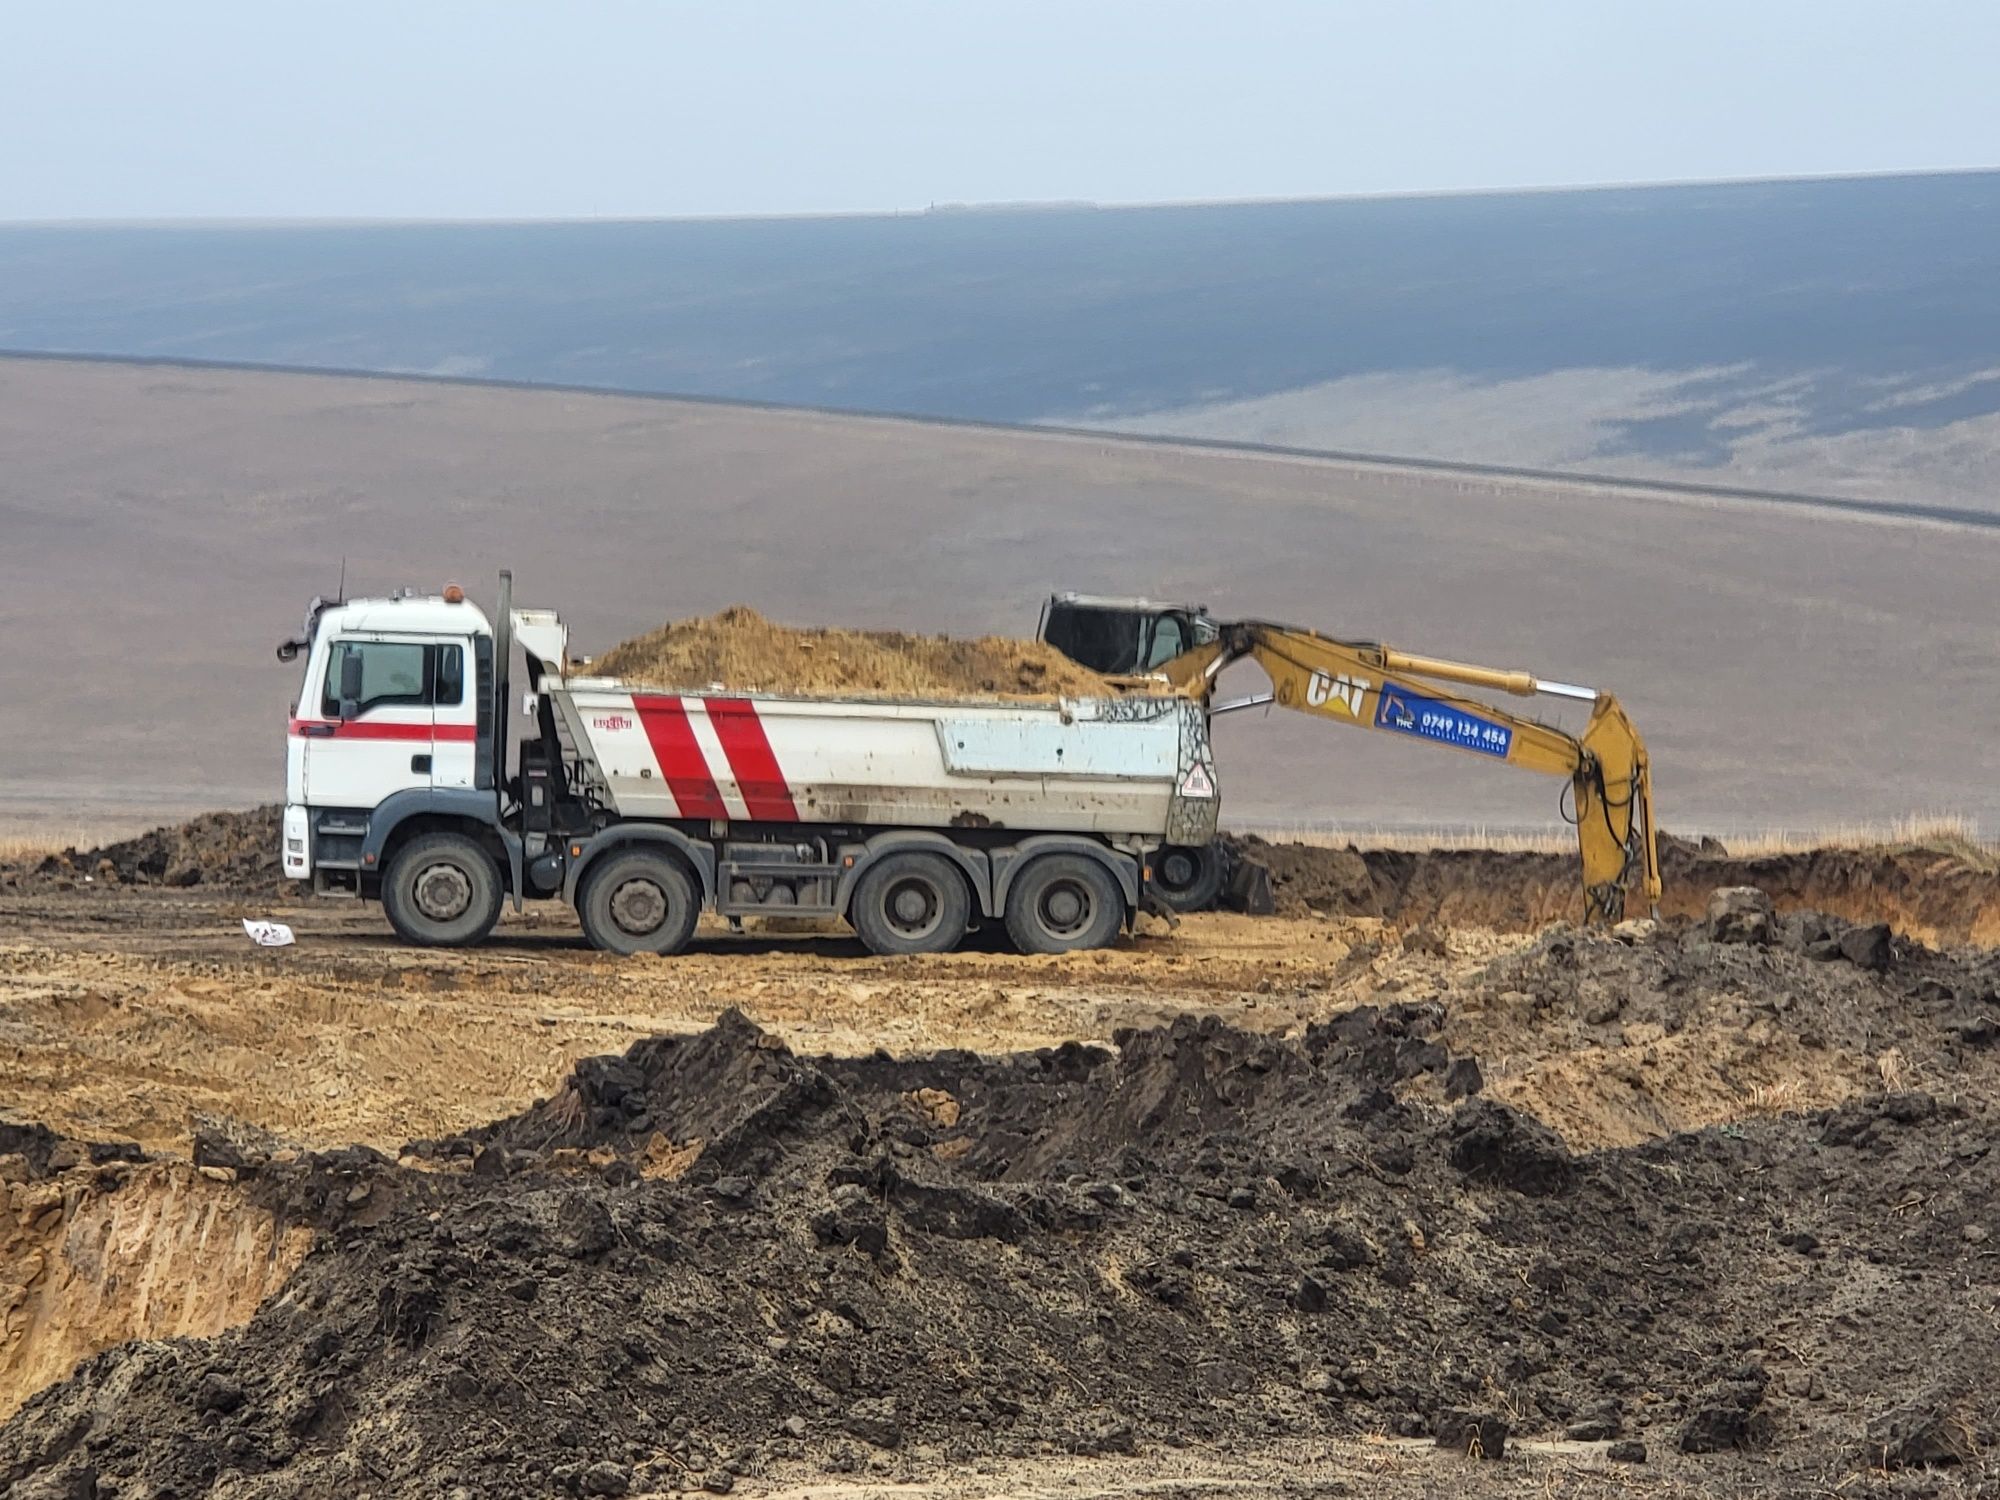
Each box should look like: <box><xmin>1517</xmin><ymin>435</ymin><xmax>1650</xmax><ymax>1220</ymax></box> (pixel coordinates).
<box><xmin>0</xmin><ymin>811</ymin><xmax>177</xmax><ymax>857</ymax></box>
<box><xmin>1745</xmin><ymin>1077</ymin><xmax>1814</xmax><ymax>1116</ymax></box>
<box><xmin>1719</xmin><ymin>815</ymin><xmax>1995</xmax><ymax>861</ymax></box>
<box><xmin>0</xmin><ymin>833</ymin><xmax>73</xmax><ymax>862</ymax></box>
<box><xmin>0</xmin><ymin>823</ymin><xmax>140</xmax><ymax>861</ymax></box>
<box><xmin>1233</xmin><ymin>813</ymin><xmax>1993</xmax><ymax>859</ymax></box>
<box><xmin>1237</xmin><ymin>822</ymin><xmax>1580</xmax><ymax>853</ymax></box>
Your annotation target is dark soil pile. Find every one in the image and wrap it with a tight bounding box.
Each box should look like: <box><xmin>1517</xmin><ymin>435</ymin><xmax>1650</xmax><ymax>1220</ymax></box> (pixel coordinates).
<box><xmin>591</xmin><ymin>605</ymin><xmax>1118</xmax><ymax>700</ymax></box>
<box><xmin>0</xmin><ymin>1122</ymin><xmax>144</xmax><ymax>1178</ymax></box>
<box><xmin>1227</xmin><ymin>833</ymin><xmax>2000</xmax><ymax>945</ymax></box>
<box><xmin>18</xmin><ymin>806</ymin><xmax>285</xmax><ymax>895</ymax></box>
<box><xmin>7</xmin><ymin>947</ymin><xmax>1999</xmax><ymax>1498</ymax></box>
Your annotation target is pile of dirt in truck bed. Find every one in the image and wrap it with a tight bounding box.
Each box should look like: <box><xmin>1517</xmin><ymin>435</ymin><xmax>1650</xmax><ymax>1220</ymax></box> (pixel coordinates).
<box><xmin>1230</xmin><ymin>832</ymin><xmax>2000</xmax><ymax>945</ymax></box>
<box><xmin>590</xmin><ymin>605</ymin><xmax>1119</xmax><ymax>700</ymax></box>
<box><xmin>8</xmin><ymin>938</ymin><xmax>1999</xmax><ymax>1498</ymax></box>
<box><xmin>13</xmin><ymin>806</ymin><xmax>285</xmax><ymax>895</ymax></box>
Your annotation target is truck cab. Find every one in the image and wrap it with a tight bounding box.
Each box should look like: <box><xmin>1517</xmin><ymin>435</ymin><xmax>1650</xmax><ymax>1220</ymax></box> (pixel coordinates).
<box><xmin>279</xmin><ymin>589</ymin><xmax>498</xmax><ymax>905</ymax></box>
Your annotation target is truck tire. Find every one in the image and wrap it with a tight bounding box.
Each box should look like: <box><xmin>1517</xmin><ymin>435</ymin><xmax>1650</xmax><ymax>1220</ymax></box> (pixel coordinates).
<box><xmin>1150</xmin><ymin>841</ymin><xmax>1227</xmax><ymax>912</ymax></box>
<box><xmin>382</xmin><ymin>831</ymin><xmax>504</xmax><ymax>948</ymax></box>
<box><xmin>1005</xmin><ymin>852</ymin><xmax>1124</xmax><ymax>955</ymax></box>
<box><xmin>850</xmin><ymin>851</ymin><xmax>971</xmax><ymax>956</ymax></box>
<box><xmin>578</xmin><ymin>848</ymin><xmax>700</xmax><ymax>957</ymax></box>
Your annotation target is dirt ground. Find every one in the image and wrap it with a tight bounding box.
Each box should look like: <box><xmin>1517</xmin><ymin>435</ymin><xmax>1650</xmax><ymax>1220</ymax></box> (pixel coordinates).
<box><xmin>0</xmin><ymin>885</ymin><xmax>1516</xmax><ymax>1156</ymax></box>
<box><xmin>3</xmin><ymin>832</ymin><xmax>1999</xmax><ymax>1497</ymax></box>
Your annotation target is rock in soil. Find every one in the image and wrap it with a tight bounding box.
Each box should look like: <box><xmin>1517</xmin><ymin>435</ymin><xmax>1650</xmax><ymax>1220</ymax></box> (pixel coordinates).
<box><xmin>1706</xmin><ymin>886</ymin><xmax>1777</xmax><ymax>945</ymax></box>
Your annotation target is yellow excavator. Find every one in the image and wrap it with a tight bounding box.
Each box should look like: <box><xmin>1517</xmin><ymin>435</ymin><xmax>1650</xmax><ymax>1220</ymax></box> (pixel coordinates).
<box><xmin>1037</xmin><ymin>593</ymin><xmax>1661</xmax><ymax>923</ymax></box>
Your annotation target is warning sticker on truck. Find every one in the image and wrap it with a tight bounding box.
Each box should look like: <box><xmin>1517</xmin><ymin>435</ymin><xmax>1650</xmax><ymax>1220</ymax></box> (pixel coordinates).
<box><xmin>1374</xmin><ymin>688</ymin><xmax>1513</xmax><ymax>758</ymax></box>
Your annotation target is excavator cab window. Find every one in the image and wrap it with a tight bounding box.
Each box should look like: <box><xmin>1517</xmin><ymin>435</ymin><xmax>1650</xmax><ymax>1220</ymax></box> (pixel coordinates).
<box><xmin>1143</xmin><ymin>614</ymin><xmax>1191</xmax><ymax>668</ymax></box>
<box><xmin>1040</xmin><ymin>597</ymin><xmax>1205</xmax><ymax>677</ymax></box>
<box><xmin>1040</xmin><ymin>601</ymin><xmax>1146</xmax><ymax>675</ymax></box>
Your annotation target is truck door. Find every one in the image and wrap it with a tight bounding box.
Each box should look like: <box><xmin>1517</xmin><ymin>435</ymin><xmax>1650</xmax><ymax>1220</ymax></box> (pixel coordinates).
<box><xmin>428</xmin><ymin>638</ymin><xmax>478</xmax><ymax>789</ymax></box>
<box><xmin>299</xmin><ymin>637</ymin><xmax>437</xmax><ymax>809</ymax></box>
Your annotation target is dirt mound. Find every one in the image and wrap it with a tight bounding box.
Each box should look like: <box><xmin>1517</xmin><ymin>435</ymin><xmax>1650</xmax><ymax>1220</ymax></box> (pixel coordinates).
<box><xmin>1230</xmin><ymin>833</ymin><xmax>2000</xmax><ymax>945</ymax></box>
<box><xmin>8</xmin><ymin>1001</ymin><xmax>1998</xmax><ymax>1497</ymax></box>
<box><xmin>591</xmin><ymin>605</ymin><xmax>1117</xmax><ymax>700</ymax></box>
<box><xmin>15</xmin><ymin>806</ymin><xmax>285</xmax><ymax>896</ymax></box>
<box><xmin>1443</xmin><ymin>915</ymin><xmax>2000</xmax><ymax>1148</ymax></box>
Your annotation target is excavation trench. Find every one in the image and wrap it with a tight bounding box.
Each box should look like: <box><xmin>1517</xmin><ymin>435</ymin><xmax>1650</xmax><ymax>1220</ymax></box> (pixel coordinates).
<box><xmin>0</xmin><ymin>1156</ymin><xmax>311</xmax><ymax>1421</ymax></box>
<box><xmin>1234</xmin><ymin>835</ymin><xmax>2000</xmax><ymax>944</ymax></box>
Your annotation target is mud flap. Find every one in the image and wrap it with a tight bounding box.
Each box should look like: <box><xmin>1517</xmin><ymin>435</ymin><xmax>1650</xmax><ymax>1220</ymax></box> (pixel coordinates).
<box><xmin>1226</xmin><ymin>857</ymin><xmax>1275</xmax><ymax>916</ymax></box>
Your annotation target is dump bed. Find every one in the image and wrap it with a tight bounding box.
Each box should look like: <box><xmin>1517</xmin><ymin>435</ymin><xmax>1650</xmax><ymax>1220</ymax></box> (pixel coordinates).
<box><xmin>549</xmin><ymin>679</ymin><xmax>1219</xmax><ymax>845</ymax></box>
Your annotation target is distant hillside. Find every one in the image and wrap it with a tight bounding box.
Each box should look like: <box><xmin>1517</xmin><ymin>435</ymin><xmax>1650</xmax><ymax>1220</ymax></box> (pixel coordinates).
<box><xmin>4</xmin><ymin>172</ymin><xmax>1999</xmax><ymax>505</ymax></box>
<box><xmin>4</xmin><ymin>356</ymin><xmax>1997</xmax><ymax>838</ymax></box>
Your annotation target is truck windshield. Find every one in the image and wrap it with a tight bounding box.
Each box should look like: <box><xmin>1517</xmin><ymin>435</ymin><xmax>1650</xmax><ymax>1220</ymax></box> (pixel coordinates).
<box><xmin>321</xmin><ymin>641</ymin><xmax>442</xmax><ymax>716</ymax></box>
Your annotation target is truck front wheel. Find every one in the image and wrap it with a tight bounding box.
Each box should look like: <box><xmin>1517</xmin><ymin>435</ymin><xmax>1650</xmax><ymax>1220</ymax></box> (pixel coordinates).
<box><xmin>1005</xmin><ymin>853</ymin><xmax>1124</xmax><ymax>955</ymax></box>
<box><xmin>578</xmin><ymin>848</ymin><xmax>700</xmax><ymax>956</ymax></box>
<box><xmin>382</xmin><ymin>832</ymin><xmax>504</xmax><ymax>948</ymax></box>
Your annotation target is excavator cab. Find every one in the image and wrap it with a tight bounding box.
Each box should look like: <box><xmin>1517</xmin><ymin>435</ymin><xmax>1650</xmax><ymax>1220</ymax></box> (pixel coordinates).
<box><xmin>1039</xmin><ymin>593</ymin><xmax>1232</xmax><ymax>912</ymax></box>
<box><xmin>1038</xmin><ymin>593</ymin><xmax>1219</xmax><ymax>679</ymax></box>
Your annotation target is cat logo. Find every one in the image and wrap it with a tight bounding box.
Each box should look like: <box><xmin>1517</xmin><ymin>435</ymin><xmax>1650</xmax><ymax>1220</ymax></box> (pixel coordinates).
<box><xmin>1304</xmin><ymin>670</ymin><xmax>1369</xmax><ymax>717</ymax></box>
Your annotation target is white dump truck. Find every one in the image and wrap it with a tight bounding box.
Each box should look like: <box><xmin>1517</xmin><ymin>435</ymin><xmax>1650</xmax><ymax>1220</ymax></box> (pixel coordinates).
<box><xmin>277</xmin><ymin>574</ymin><xmax>1219</xmax><ymax>955</ymax></box>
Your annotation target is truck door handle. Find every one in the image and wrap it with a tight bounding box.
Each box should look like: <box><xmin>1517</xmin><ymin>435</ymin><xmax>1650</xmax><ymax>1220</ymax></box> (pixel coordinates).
<box><xmin>411</xmin><ymin>754</ymin><xmax>432</xmax><ymax>774</ymax></box>
<box><xmin>301</xmin><ymin>724</ymin><xmax>335</xmax><ymax>738</ymax></box>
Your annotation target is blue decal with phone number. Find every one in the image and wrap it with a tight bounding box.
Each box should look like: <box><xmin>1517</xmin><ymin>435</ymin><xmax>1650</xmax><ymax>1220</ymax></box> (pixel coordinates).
<box><xmin>1374</xmin><ymin>688</ymin><xmax>1513</xmax><ymax>758</ymax></box>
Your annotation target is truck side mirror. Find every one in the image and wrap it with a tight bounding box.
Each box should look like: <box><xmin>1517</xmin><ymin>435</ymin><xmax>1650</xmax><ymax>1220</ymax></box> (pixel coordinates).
<box><xmin>338</xmin><ymin>650</ymin><xmax>364</xmax><ymax>721</ymax></box>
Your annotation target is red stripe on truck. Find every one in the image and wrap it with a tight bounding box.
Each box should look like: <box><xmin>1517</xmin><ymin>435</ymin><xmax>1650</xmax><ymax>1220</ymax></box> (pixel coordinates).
<box><xmin>631</xmin><ymin>696</ymin><xmax>727</xmax><ymax>819</ymax></box>
<box><xmin>704</xmin><ymin>697</ymin><xmax>800</xmax><ymax>821</ymax></box>
<box><xmin>288</xmin><ymin>719</ymin><xmax>476</xmax><ymax>742</ymax></box>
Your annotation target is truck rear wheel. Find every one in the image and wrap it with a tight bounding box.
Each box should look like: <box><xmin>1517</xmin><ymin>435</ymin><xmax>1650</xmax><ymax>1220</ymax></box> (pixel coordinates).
<box><xmin>578</xmin><ymin>848</ymin><xmax>700</xmax><ymax>956</ymax></box>
<box><xmin>1005</xmin><ymin>853</ymin><xmax>1124</xmax><ymax>955</ymax></box>
<box><xmin>850</xmin><ymin>851</ymin><xmax>971</xmax><ymax>956</ymax></box>
<box><xmin>1150</xmin><ymin>841</ymin><xmax>1227</xmax><ymax>912</ymax></box>
<box><xmin>382</xmin><ymin>832</ymin><xmax>504</xmax><ymax>948</ymax></box>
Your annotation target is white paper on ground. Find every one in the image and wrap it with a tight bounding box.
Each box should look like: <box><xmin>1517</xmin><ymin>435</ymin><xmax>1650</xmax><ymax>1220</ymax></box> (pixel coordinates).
<box><xmin>242</xmin><ymin>919</ymin><xmax>296</xmax><ymax>947</ymax></box>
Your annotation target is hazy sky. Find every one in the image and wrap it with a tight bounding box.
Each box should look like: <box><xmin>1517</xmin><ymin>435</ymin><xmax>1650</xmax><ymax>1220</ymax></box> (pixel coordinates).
<box><xmin>5</xmin><ymin>0</ymin><xmax>1998</xmax><ymax>221</ymax></box>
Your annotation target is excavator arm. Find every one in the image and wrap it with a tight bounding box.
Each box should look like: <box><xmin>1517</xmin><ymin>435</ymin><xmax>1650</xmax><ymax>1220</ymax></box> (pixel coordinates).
<box><xmin>1182</xmin><ymin>623</ymin><xmax>1658</xmax><ymax>921</ymax></box>
<box><xmin>1037</xmin><ymin>597</ymin><xmax>1659</xmax><ymax>923</ymax></box>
